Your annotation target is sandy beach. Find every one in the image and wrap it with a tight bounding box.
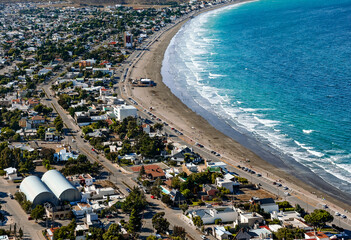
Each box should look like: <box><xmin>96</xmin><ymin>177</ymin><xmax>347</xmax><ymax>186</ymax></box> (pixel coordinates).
<box><xmin>126</xmin><ymin>2</ymin><xmax>351</xmax><ymax>213</ymax></box>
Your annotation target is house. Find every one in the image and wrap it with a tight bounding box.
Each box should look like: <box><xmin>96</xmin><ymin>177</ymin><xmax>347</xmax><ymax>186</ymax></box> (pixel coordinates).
<box><xmin>216</xmin><ymin>177</ymin><xmax>240</xmax><ymax>193</ymax></box>
<box><xmin>45</xmin><ymin>131</ymin><xmax>61</xmax><ymax>141</ymax></box>
<box><xmin>19</xmin><ymin>118</ymin><xmax>32</xmax><ymax>129</ymax></box>
<box><xmin>206</xmin><ymin>160</ymin><xmax>228</xmax><ymax>173</ymax></box>
<box><xmin>72</xmin><ymin>203</ymin><xmax>93</xmax><ymax>218</ymax></box>
<box><xmin>252</xmin><ymin>198</ymin><xmax>279</xmax><ymax>213</ymax></box>
<box><xmin>171</xmin><ymin>146</ymin><xmax>193</xmax><ymax>163</ymax></box>
<box><xmin>131</xmin><ymin>165</ymin><xmax>165</xmax><ymax>180</ymax></box>
<box><xmin>214</xmin><ymin>226</ymin><xmax>232</xmax><ymax>240</ymax></box>
<box><xmin>67</xmin><ymin>174</ymin><xmax>95</xmax><ymax>187</ymax></box>
<box><xmin>182</xmin><ymin>163</ymin><xmax>198</xmax><ymax>175</ymax></box>
<box><xmin>169</xmin><ymin>189</ymin><xmax>186</xmax><ymax>206</ymax></box>
<box><xmin>188</xmin><ymin>207</ymin><xmax>239</xmax><ymax>225</ymax></box>
<box><xmin>46</xmin><ymin>227</ymin><xmax>60</xmax><ymax>240</ymax></box>
<box><xmin>235</xmin><ymin>229</ymin><xmax>252</xmax><ymax>240</ymax></box>
<box><xmin>54</xmin><ymin>148</ymin><xmax>78</xmax><ymax>162</ymax></box>
<box><xmin>201</xmin><ymin>184</ymin><xmax>219</xmax><ymax>201</ymax></box>
<box><xmin>142</xmin><ymin>124</ymin><xmax>150</xmax><ymax>133</ymax></box>
<box><xmin>305</xmin><ymin>232</ymin><xmax>330</xmax><ymax>240</ymax></box>
<box><xmin>234</xmin><ymin>212</ymin><xmax>264</xmax><ymax>228</ymax></box>
<box><xmin>4</xmin><ymin>167</ymin><xmax>21</xmax><ymax>181</ymax></box>
<box><xmin>31</xmin><ymin>115</ymin><xmax>45</xmax><ymax>125</ymax></box>
<box><xmin>249</xmin><ymin>228</ymin><xmax>273</xmax><ymax>240</ymax></box>
<box><xmin>271</xmin><ymin>211</ymin><xmax>301</xmax><ymax>221</ymax></box>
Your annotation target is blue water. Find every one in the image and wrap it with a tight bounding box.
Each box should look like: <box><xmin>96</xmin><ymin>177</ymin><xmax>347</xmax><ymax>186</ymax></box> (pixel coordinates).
<box><xmin>162</xmin><ymin>0</ymin><xmax>351</xmax><ymax>193</ymax></box>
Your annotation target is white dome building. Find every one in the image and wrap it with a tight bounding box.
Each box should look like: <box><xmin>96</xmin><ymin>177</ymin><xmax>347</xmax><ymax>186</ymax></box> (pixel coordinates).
<box><xmin>41</xmin><ymin>170</ymin><xmax>81</xmax><ymax>202</ymax></box>
<box><xmin>20</xmin><ymin>176</ymin><xmax>58</xmax><ymax>206</ymax></box>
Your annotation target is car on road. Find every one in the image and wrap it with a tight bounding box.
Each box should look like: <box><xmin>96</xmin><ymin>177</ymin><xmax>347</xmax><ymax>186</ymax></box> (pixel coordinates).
<box><xmin>335</xmin><ymin>212</ymin><xmax>340</xmax><ymax>216</ymax></box>
<box><xmin>257</xmin><ymin>173</ymin><xmax>262</xmax><ymax>177</ymax></box>
<box><xmin>341</xmin><ymin>214</ymin><xmax>347</xmax><ymax>219</ymax></box>
<box><xmin>283</xmin><ymin>186</ymin><xmax>289</xmax><ymax>190</ymax></box>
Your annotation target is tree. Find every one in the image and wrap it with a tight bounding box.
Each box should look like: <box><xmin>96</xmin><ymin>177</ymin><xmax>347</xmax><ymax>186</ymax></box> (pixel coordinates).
<box><xmin>127</xmin><ymin>209</ymin><xmax>142</xmax><ymax>235</ymax></box>
<box><xmin>55</xmin><ymin>119</ymin><xmax>63</xmax><ymax>133</ymax></box>
<box><xmin>161</xmin><ymin>194</ymin><xmax>172</xmax><ymax>206</ymax></box>
<box><xmin>181</xmin><ymin>189</ymin><xmax>192</xmax><ymax>199</ymax></box>
<box><xmin>173</xmin><ymin>226</ymin><xmax>186</xmax><ymax>239</ymax></box>
<box><xmin>215</xmin><ymin>218</ymin><xmax>222</xmax><ymax>225</ymax></box>
<box><xmin>30</xmin><ymin>205</ymin><xmax>45</xmax><ymax>222</ymax></box>
<box><xmin>152</xmin><ymin>212</ymin><xmax>169</xmax><ymax>234</ymax></box>
<box><xmin>146</xmin><ymin>236</ymin><xmax>157</xmax><ymax>240</ymax></box>
<box><xmin>274</xmin><ymin>227</ymin><xmax>305</xmax><ymax>240</ymax></box>
<box><xmin>102</xmin><ymin>223</ymin><xmax>123</xmax><ymax>240</ymax></box>
<box><xmin>192</xmin><ymin>216</ymin><xmax>203</xmax><ymax>228</ymax></box>
<box><xmin>139</xmin><ymin>165</ymin><xmax>145</xmax><ymax>177</ymax></box>
<box><xmin>304</xmin><ymin>209</ymin><xmax>334</xmax><ymax>230</ymax></box>
<box><xmin>121</xmin><ymin>187</ymin><xmax>147</xmax><ymax>213</ymax></box>
<box><xmin>19</xmin><ymin>228</ymin><xmax>23</xmax><ymax>239</ymax></box>
<box><xmin>294</xmin><ymin>204</ymin><xmax>306</xmax><ymax>217</ymax></box>
<box><xmin>180</xmin><ymin>204</ymin><xmax>189</xmax><ymax>215</ymax></box>
<box><xmin>150</xmin><ymin>186</ymin><xmax>161</xmax><ymax>199</ymax></box>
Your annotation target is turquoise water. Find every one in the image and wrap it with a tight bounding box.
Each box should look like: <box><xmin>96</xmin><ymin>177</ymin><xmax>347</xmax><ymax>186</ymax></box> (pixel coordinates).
<box><xmin>162</xmin><ymin>0</ymin><xmax>351</xmax><ymax>193</ymax></box>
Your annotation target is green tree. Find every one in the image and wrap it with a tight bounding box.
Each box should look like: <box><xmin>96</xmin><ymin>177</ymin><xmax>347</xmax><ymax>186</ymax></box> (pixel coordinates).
<box><xmin>150</xmin><ymin>186</ymin><xmax>161</xmax><ymax>198</ymax></box>
<box><xmin>161</xmin><ymin>194</ymin><xmax>172</xmax><ymax>206</ymax></box>
<box><xmin>192</xmin><ymin>216</ymin><xmax>203</xmax><ymax>228</ymax></box>
<box><xmin>173</xmin><ymin>226</ymin><xmax>186</xmax><ymax>239</ymax></box>
<box><xmin>122</xmin><ymin>187</ymin><xmax>147</xmax><ymax>213</ymax></box>
<box><xmin>152</xmin><ymin>212</ymin><xmax>170</xmax><ymax>234</ymax></box>
<box><xmin>274</xmin><ymin>227</ymin><xmax>305</xmax><ymax>240</ymax></box>
<box><xmin>139</xmin><ymin>165</ymin><xmax>145</xmax><ymax>177</ymax></box>
<box><xmin>30</xmin><ymin>205</ymin><xmax>45</xmax><ymax>222</ymax></box>
<box><xmin>304</xmin><ymin>209</ymin><xmax>334</xmax><ymax>230</ymax></box>
<box><xmin>19</xmin><ymin>228</ymin><xmax>23</xmax><ymax>239</ymax></box>
<box><xmin>102</xmin><ymin>223</ymin><xmax>123</xmax><ymax>240</ymax></box>
<box><xmin>127</xmin><ymin>208</ymin><xmax>142</xmax><ymax>235</ymax></box>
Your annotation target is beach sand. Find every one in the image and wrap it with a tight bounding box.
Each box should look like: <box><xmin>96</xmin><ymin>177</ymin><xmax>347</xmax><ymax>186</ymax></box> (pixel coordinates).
<box><xmin>126</xmin><ymin>2</ymin><xmax>351</xmax><ymax>212</ymax></box>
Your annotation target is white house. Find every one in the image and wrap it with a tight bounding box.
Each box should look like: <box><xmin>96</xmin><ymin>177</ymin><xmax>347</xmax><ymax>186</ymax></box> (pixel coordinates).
<box><xmin>113</xmin><ymin>105</ymin><xmax>137</xmax><ymax>121</ymax></box>
<box><xmin>234</xmin><ymin>212</ymin><xmax>264</xmax><ymax>228</ymax></box>
<box><xmin>188</xmin><ymin>207</ymin><xmax>239</xmax><ymax>225</ymax></box>
<box><xmin>254</xmin><ymin>198</ymin><xmax>279</xmax><ymax>213</ymax></box>
<box><xmin>216</xmin><ymin>177</ymin><xmax>239</xmax><ymax>193</ymax></box>
<box><xmin>214</xmin><ymin>226</ymin><xmax>232</xmax><ymax>240</ymax></box>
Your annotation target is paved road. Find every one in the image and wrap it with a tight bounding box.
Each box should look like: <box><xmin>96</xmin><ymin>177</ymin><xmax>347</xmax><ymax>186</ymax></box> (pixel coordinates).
<box><xmin>0</xmin><ymin>179</ymin><xmax>45</xmax><ymax>239</ymax></box>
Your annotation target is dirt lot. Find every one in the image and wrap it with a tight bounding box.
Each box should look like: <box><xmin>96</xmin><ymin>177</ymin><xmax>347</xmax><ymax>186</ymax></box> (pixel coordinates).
<box><xmin>235</xmin><ymin>188</ymin><xmax>280</xmax><ymax>202</ymax></box>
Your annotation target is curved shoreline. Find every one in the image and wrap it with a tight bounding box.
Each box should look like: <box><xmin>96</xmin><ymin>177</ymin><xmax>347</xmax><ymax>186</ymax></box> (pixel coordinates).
<box><xmin>128</xmin><ymin>1</ymin><xmax>351</xmax><ymax>213</ymax></box>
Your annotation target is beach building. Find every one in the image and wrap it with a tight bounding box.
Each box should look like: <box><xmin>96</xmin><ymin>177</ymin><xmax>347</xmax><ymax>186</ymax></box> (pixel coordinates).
<box><xmin>113</xmin><ymin>105</ymin><xmax>137</xmax><ymax>121</ymax></box>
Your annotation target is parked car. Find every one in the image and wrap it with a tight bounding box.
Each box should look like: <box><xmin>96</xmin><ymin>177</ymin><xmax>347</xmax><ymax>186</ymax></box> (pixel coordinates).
<box><xmin>335</xmin><ymin>212</ymin><xmax>340</xmax><ymax>216</ymax></box>
<box><xmin>126</xmin><ymin>188</ymin><xmax>131</xmax><ymax>193</ymax></box>
<box><xmin>151</xmin><ymin>195</ymin><xmax>155</xmax><ymax>199</ymax></box>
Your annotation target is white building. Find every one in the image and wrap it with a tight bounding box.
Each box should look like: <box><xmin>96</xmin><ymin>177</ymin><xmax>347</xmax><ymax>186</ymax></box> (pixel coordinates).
<box><xmin>188</xmin><ymin>207</ymin><xmax>239</xmax><ymax>225</ymax></box>
<box><xmin>234</xmin><ymin>212</ymin><xmax>264</xmax><ymax>228</ymax></box>
<box><xmin>113</xmin><ymin>105</ymin><xmax>137</xmax><ymax>121</ymax></box>
<box><xmin>216</xmin><ymin>177</ymin><xmax>239</xmax><ymax>193</ymax></box>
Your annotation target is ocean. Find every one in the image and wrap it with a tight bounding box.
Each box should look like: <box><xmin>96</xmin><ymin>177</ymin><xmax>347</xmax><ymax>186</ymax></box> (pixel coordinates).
<box><xmin>162</xmin><ymin>0</ymin><xmax>351</xmax><ymax>194</ymax></box>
